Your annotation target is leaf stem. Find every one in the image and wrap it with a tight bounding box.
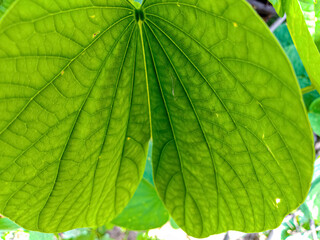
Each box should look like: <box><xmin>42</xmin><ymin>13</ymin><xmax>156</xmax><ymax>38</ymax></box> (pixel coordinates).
<box><xmin>301</xmin><ymin>85</ymin><xmax>316</xmax><ymax>94</ymax></box>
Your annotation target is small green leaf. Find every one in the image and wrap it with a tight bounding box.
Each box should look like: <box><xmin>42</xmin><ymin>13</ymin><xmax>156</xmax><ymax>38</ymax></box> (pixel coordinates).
<box><xmin>112</xmin><ymin>179</ymin><xmax>169</xmax><ymax>230</ymax></box>
<box><xmin>268</xmin><ymin>0</ymin><xmax>286</xmax><ymax>16</ymax></box>
<box><xmin>308</xmin><ymin>98</ymin><xmax>320</xmax><ymax>135</ymax></box>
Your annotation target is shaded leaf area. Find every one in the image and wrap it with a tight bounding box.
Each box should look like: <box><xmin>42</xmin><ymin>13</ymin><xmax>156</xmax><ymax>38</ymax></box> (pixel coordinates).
<box><xmin>142</xmin><ymin>142</ymin><xmax>154</xmax><ymax>185</ymax></box>
<box><xmin>308</xmin><ymin>99</ymin><xmax>320</xmax><ymax>136</ymax></box>
<box><xmin>142</xmin><ymin>0</ymin><xmax>313</xmax><ymax>237</ymax></box>
<box><xmin>0</xmin><ymin>0</ymin><xmax>150</xmax><ymax>233</ymax></box>
<box><xmin>112</xmin><ymin>179</ymin><xmax>169</xmax><ymax>231</ymax></box>
<box><xmin>273</xmin><ymin>24</ymin><xmax>320</xmax><ymax>109</ymax></box>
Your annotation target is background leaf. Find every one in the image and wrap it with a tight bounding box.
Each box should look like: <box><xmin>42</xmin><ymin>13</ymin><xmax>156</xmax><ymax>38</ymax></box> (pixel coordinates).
<box><xmin>308</xmin><ymin>99</ymin><xmax>320</xmax><ymax>136</ymax></box>
<box><xmin>298</xmin><ymin>0</ymin><xmax>320</xmax><ymax>50</ymax></box>
<box><xmin>269</xmin><ymin>0</ymin><xmax>320</xmax><ymax>91</ymax></box>
<box><xmin>112</xmin><ymin>179</ymin><xmax>169</xmax><ymax>230</ymax></box>
<box><xmin>111</xmin><ymin>142</ymin><xmax>169</xmax><ymax>230</ymax></box>
<box><xmin>0</xmin><ymin>218</ymin><xmax>20</xmax><ymax>232</ymax></box>
<box><xmin>274</xmin><ymin>24</ymin><xmax>320</xmax><ymax>109</ymax></box>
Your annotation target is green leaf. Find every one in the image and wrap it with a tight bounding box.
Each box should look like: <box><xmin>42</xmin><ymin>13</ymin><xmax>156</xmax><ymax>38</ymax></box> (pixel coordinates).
<box><xmin>112</xmin><ymin>178</ymin><xmax>169</xmax><ymax>230</ymax></box>
<box><xmin>303</xmin><ymin>158</ymin><xmax>320</xmax><ymax>220</ymax></box>
<box><xmin>273</xmin><ymin>24</ymin><xmax>294</xmax><ymax>49</ymax></box>
<box><xmin>274</xmin><ymin>24</ymin><xmax>320</xmax><ymax>109</ymax></box>
<box><xmin>143</xmin><ymin>141</ymin><xmax>154</xmax><ymax>185</ymax></box>
<box><xmin>268</xmin><ymin>0</ymin><xmax>286</xmax><ymax>16</ymax></box>
<box><xmin>0</xmin><ymin>0</ymin><xmax>314</xmax><ymax>238</ymax></box>
<box><xmin>298</xmin><ymin>0</ymin><xmax>320</xmax><ymax>50</ymax></box>
<box><xmin>0</xmin><ymin>0</ymin><xmax>150</xmax><ymax>233</ymax></box>
<box><xmin>269</xmin><ymin>0</ymin><xmax>320</xmax><ymax>92</ymax></box>
<box><xmin>308</xmin><ymin>98</ymin><xmax>320</xmax><ymax>135</ymax></box>
<box><xmin>0</xmin><ymin>218</ymin><xmax>20</xmax><ymax>232</ymax></box>
<box><xmin>111</xmin><ymin>142</ymin><xmax>169</xmax><ymax>230</ymax></box>
<box><xmin>271</xmin><ymin>0</ymin><xmax>320</xmax><ymax>50</ymax></box>
<box><xmin>143</xmin><ymin>0</ymin><xmax>313</xmax><ymax>237</ymax></box>
<box><xmin>169</xmin><ymin>218</ymin><xmax>179</xmax><ymax>230</ymax></box>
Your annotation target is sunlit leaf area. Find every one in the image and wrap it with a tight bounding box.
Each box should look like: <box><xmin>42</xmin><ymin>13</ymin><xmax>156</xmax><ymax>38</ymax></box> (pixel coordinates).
<box><xmin>1</xmin><ymin>0</ymin><xmax>320</xmax><ymax>239</ymax></box>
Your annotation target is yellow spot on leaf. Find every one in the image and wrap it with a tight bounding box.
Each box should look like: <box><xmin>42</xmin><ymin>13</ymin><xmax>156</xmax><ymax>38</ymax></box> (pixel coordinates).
<box><xmin>233</xmin><ymin>22</ymin><xmax>238</xmax><ymax>27</ymax></box>
<box><xmin>177</xmin><ymin>2</ymin><xmax>180</xmax><ymax>7</ymax></box>
<box><xmin>127</xmin><ymin>137</ymin><xmax>131</xmax><ymax>140</ymax></box>
<box><xmin>93</xmin><ymin>31</ymin><xmax>100</xmax><ymax>38</ymax></box>
<box><xmin>90</xmin><ymin>15</ymin><xmax>95</xmax><ymax>18</ymax></box>
<box><xmin>61</xmin><ymin>70</ymin><xmax>65</xmax><ymax>76</ymax></box>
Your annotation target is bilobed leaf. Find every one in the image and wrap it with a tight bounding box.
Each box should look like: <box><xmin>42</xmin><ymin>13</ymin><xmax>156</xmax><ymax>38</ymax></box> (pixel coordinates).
<box><xmin>0</xmin><ymin>0</ymin><xmax>150</xmax><ymax>233</ymax></box>
<box><xmin>142</xmin><ymin>0</ymin><xmax>314</xmax><ymax>237</ymax></box>
<box><xmin>0</xmin><ymin>0</ymin><xmax>315</xmax><ymax>238</ymax></box>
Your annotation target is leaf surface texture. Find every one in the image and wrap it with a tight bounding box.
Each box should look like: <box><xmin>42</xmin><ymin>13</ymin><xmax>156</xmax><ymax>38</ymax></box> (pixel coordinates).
<box><xmin>0</xmin><ymin>0</ymin><xmax>314</xmax><ymax>237</ymax></box>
